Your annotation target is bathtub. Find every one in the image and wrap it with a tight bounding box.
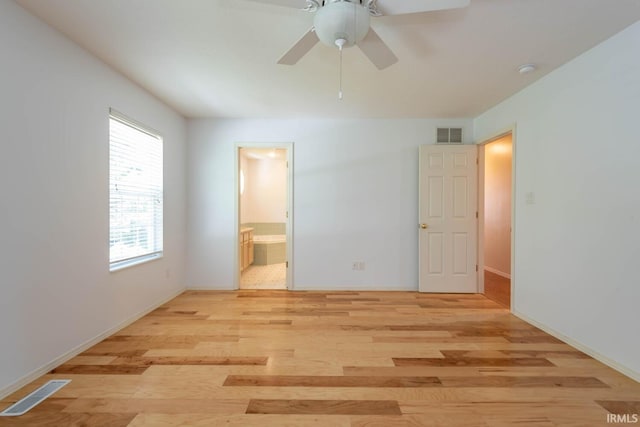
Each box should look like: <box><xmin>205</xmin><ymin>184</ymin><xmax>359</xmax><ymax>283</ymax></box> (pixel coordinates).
<box><xmin>253</xmin><ymin>235</ymin><xmax>286</xmax><ymax>244</ymax></box>
<box><xmin>253</xmin><ymin>235</ymin><xmax>286</xmax><ymax>265</ymax></box>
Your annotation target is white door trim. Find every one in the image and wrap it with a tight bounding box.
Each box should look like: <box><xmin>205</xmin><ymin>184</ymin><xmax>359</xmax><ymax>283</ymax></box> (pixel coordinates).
<box><xmin>476</xmin><ymin>126</ymin><xmax>516</xmax><ymax>310</ymax></box>
<box><xmin>234</xmin><ymin>142</ymin><xmax>294</xmax><ymax>290</ymax></box>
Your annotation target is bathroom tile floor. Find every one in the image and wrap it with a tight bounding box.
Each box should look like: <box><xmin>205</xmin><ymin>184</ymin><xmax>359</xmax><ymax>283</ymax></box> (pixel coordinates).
<box><xmin>240</xmin><ymin>263</ymin><xmax>286</xmax><ymax>289</ymax></box>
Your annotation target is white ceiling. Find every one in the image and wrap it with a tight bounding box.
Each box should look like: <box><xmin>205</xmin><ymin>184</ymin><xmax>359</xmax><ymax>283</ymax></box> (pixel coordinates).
<box><xmin>16</xmin><ymin>0</ymin><xmax>640</xmax><ymax>119</ymax></box>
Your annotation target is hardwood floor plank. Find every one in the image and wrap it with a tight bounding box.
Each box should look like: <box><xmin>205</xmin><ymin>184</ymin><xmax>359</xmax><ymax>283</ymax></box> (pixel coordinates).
<box><xmin>111</xmin><ymin>356</ymin><xmax>268</xmax><ymax>366</ymax></box>
<box><xmin>224</xmin><ymin>375</ymin><xmax>442</xmax><ymax>387</ymax></box>
<box><xmin>63</xmin><ymin>398</ymin><xmax>249</xmax><ymax>414</ymax></box>
<box><xmin>439</xmin><ymin>349</ymin><xmax>590</xmax><ymax>359</ymax></box>
<box><xmin>242</xmin><ymin>310</ymin><xmax>351</xmax><ymax>316</ymax></box>
<box><xmin>82</xmin><ymin>349</ymin><xmax>148</xmax><ymax>357</ymax></box>
<box><xmin>373</xmin><ymin>336</ymin><xmax>508</xmax><ymax>343</ymax></box>
<box><xmin>50</xmin><ymin>365</ymin><xmax>149</xmax><ymax>375</ymax></box>
<box><xmin>104</xmin><ymin>334</ymin><xmax>240</xmax><ymax>343</ymax></box>
<box><xmin>246</xmin><ymin>399</ymin><xmax>401</xmax><ymax>415</ymax></box>
<box><xmin>66</xmin><ymin>356</ymin><xmax>118</xmax><ymax>365</ymax></box>
<box><xmin>495</xmin><ymin>350</ymin><xmax>592</xmax><ymax>359</ymax></box>
<box><xmin>127</xmin><ymin>413</ymin><xmax>352</xmax><ymax>426</ymax></box>
<box><xmin>141</xmin><ymin>347</ymin><xmax>294</xmax><ymax>358</ymax></box>
<box><xmin>351</xmin><ymin>414</ymin><xmax>490</xmax><ymax>427</ymax></box>
<box><xmin>269</xmin><ymin>320</ymin><xmax>293</xmax><ymax>325</ymax></box>
<box><xmin>0</xmin><ymin>413</ymin><xmax>136</xmax><ymax>427</ymax></box>
<box><xmin>484</xmin><ymin>270</ymin><xmax>511</xmax><ymax>308</ymax></box>
<box><xmin>392</xmin><ymin>357</ymin><xmax>554</xmax><ymax>367</ymax></box>
<box><xmin>596</xmin><ymin>400</ymin><xmax>640</xmax><ymax>414</ymax></box>
<box><xmin>439</xmin><ymin>375</ymin><xmax>609</xmax><ymax>388</ymax></box>
<box><xmin>343</xmin><ymin>366</ymin><xmax>484</xmax><ymax>377</ymax></box>
<box><xmin>505</xmin><ymin>336</ymin><xmax>564</xmax><ymax>343</ymax></box>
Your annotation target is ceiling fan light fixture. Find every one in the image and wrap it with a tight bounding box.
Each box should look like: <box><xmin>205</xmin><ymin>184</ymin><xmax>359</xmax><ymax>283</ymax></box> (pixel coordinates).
<box><xmin>314</xmin><ymin>1</ymin><xmax>370</xmax><ymax>49</ymax></box>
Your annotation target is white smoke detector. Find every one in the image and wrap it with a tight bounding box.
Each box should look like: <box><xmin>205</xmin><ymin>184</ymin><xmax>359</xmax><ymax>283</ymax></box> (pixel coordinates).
<box><xmin>518</xmin><ymin>63</ymin><xmax>537</xmax><ymax>74</ymax></box>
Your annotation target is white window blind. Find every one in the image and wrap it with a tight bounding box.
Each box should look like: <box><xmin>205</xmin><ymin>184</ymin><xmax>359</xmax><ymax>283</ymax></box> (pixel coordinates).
<box><xmin>109</xmin><ymin>111</ymin><xmax>163</xmax><ymax>270</ymax></box>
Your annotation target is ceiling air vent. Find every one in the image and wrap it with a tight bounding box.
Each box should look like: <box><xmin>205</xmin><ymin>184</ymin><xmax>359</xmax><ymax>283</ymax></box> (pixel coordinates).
<box><xmin>436</xmin><ymin>128</ymin><xmax>463</xmax><ymax>144</ymax></box>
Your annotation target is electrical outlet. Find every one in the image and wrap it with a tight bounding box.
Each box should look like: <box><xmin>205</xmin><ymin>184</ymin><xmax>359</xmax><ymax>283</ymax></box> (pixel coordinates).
<box><xmin>352</xmin><ymin>262</ymin><xmax>366</xmax><ymax>271</ymax></box>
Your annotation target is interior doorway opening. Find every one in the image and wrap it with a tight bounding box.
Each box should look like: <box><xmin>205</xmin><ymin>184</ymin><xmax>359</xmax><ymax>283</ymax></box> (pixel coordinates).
<box><xmin>236</xmin><ymin>144</ymin><xmax>293</xmax><ymax>290</ymax></box>
<box><xmin>479</xmin><ymin>133</ymin><xmax>513</xmax><ymax>308</ymax></box>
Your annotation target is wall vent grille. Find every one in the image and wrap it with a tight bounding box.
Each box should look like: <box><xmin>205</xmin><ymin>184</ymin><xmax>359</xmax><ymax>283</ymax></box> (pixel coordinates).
<box><xmin>436</xmin><ymin>128</ymin><xmax>463</xmax><ymax>144</ymax></box>
<box><xmin>0</xmin><ymin>380</ymin><xmax>70</xmax><ymax>416</ymax></box>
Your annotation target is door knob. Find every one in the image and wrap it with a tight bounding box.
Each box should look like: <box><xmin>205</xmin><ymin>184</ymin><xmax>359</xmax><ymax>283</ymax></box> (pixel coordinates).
<box><xmin>420</xmin><ymin>224</ymin><xmax>428</xmax><ymax>229</ymax></box>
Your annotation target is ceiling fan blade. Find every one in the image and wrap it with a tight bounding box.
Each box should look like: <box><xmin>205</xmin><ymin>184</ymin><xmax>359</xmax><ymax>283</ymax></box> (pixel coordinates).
<box><xmin>242</xmin><ymin>0</ymin><xmax>308</xmax><ymax>9</ymax></box>
<box><xmin>277</xmin><ymin>28</ymin><xmax>319</xmax><ymax>65</ymax></box>
<box><xmin>375</xmin><ymin>0</ymin><xmax>470</xmax><ymax>16</ymax></box>
<box><xmin>357</xmin><ymin>28</ymin><xmax>398</xmax><ymax>70</ymax></box>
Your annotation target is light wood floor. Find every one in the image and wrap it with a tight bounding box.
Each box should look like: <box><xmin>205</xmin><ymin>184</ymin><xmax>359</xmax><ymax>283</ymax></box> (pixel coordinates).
<box><xmin>1</xmin><ymin>291</ymin><xmax>639</xmax><ymax>426</ymax></box>
<box><xmin>484</xmin><ymin>270</ymin><xmax>511</xmax><ymax>308</ymax></box>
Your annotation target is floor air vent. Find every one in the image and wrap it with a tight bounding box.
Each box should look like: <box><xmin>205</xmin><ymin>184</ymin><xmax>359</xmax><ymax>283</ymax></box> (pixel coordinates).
<box><xmin>436</xmin><ymin>127</ymin><xmax>463</xmax><ymax>144</ymax></box>
<box><xmin>0</xmin><ymin>380</ymin><xmax>70</xmax><ymax>416</ymax></box>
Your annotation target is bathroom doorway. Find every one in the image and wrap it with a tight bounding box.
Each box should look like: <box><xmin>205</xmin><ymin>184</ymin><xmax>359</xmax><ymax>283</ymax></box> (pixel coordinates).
<box><xmin>236</xmin><ymin>144</ymin><xmax>293</xmax><ymax>290</ymax></box>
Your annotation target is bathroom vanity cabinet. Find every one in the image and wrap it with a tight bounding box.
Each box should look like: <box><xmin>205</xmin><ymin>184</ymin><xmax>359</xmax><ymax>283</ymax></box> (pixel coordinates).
<box><xmin>240</xmin><ymin>228</ymin><xmax>254</xmax><ymax>271</ymax></box>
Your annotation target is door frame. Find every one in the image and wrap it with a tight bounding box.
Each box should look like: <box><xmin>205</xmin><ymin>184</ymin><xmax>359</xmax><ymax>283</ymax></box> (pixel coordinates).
<box><xmin>234</xmin><ymin>142</ymin><xmax>294</xmax><ymax>290</ymax></box>
<box><xmin>477</xmin><ymin>127</ymin><xmax>516</xmax><ymax>310</ymax></box>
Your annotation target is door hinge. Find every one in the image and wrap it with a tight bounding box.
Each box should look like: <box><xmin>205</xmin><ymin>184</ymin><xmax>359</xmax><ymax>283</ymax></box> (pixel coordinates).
<box><xmin>286</xmin><ymin>261</ymin><xmax>289</xmax><ymax>268</ymax></box>
<box><xmin>475</xmin><ymin>211</ymin><xmax>478</xmax><ymax>219</ymax></box>
<box><xmin>286</xmin><ymin>211</ymin><xmax>289</xmax><ymax>218</ymax></box>
<box><xmin>286</xmin><ymin>161</ymin><xmax>289</xmax><ymax>168</ymax></box>
<box><xmin>476</xmin><ymin>265</ymin><xmax>478</xmax><ymax>272</ymax></box>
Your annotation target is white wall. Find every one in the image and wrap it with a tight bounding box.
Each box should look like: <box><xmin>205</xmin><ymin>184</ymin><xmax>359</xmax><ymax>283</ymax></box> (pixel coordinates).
<box><xmin>475</xmin><ymin>21</ymin><xmax>640</xmax><ymax>378</ymax></box>
<box><xmin>241</xmin><ymin>157</ymin><xmax>287</xmax><ymax>224</ymax></box>
<box><xmin>240</xmin><ymin>154</ymin><xmax>250</xmax><ymax>223</ymax></box>
<box><xmin>0</xmin><ymin>1</ymin><xmax>187</xmax><ymax>397</ymax></box>
<box><xmin>484</xmin><ymin>136</ymin><xmax>512</xmax><ymax>276</ymax></box>
<box><xmin>187</xmin><ymin>118</ymin><xmax>473</xmax><ymax>289</ymax></box>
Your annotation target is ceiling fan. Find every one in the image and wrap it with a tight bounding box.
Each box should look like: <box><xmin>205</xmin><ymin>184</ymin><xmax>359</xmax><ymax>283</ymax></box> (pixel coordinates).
<box><xmin>246</xmin><ymin>0</ymin><xmax>471</xmax><ymax>70</ymax></box>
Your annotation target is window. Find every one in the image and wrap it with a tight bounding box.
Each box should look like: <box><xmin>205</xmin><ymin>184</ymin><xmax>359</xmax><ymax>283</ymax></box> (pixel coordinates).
<box><xmin>109</xmin><ymin>110</ymin><xmax>163</xmax><ymax>271</ymax></box>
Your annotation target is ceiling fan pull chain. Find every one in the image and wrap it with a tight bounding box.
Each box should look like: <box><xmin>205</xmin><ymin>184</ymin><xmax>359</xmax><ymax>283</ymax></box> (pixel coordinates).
<box><xmin>339</xmin><ymin>45</ymin><xmax>343</xmax><ymax>100</ymax></box>
<box><xmin>335</xmin><ymin>38</ymin><xmax>346</xmax><ymax>100</ymax></box>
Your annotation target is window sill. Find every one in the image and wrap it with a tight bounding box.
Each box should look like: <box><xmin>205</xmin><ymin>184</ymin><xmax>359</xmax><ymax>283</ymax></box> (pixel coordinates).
<box><xmin>110</xmin><ymin>253</ymin><xmax>163</xmax><ymax>272</ymax></box>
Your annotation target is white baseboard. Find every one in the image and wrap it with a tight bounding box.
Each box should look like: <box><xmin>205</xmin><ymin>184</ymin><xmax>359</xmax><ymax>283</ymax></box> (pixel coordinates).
<box><xmin>0</xmin><ymin>287</ymin><xmax>185</xmax><ymax>401</ymax></box>
<box><xmin>513</xmin><ymin>310</ymin><xmax>640</xmax><ymax>383</ymax></box>
<box><xmin>484</xmin><ymin>266</ymin><xmax>511</xmax><ymax>279</ymax></box>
